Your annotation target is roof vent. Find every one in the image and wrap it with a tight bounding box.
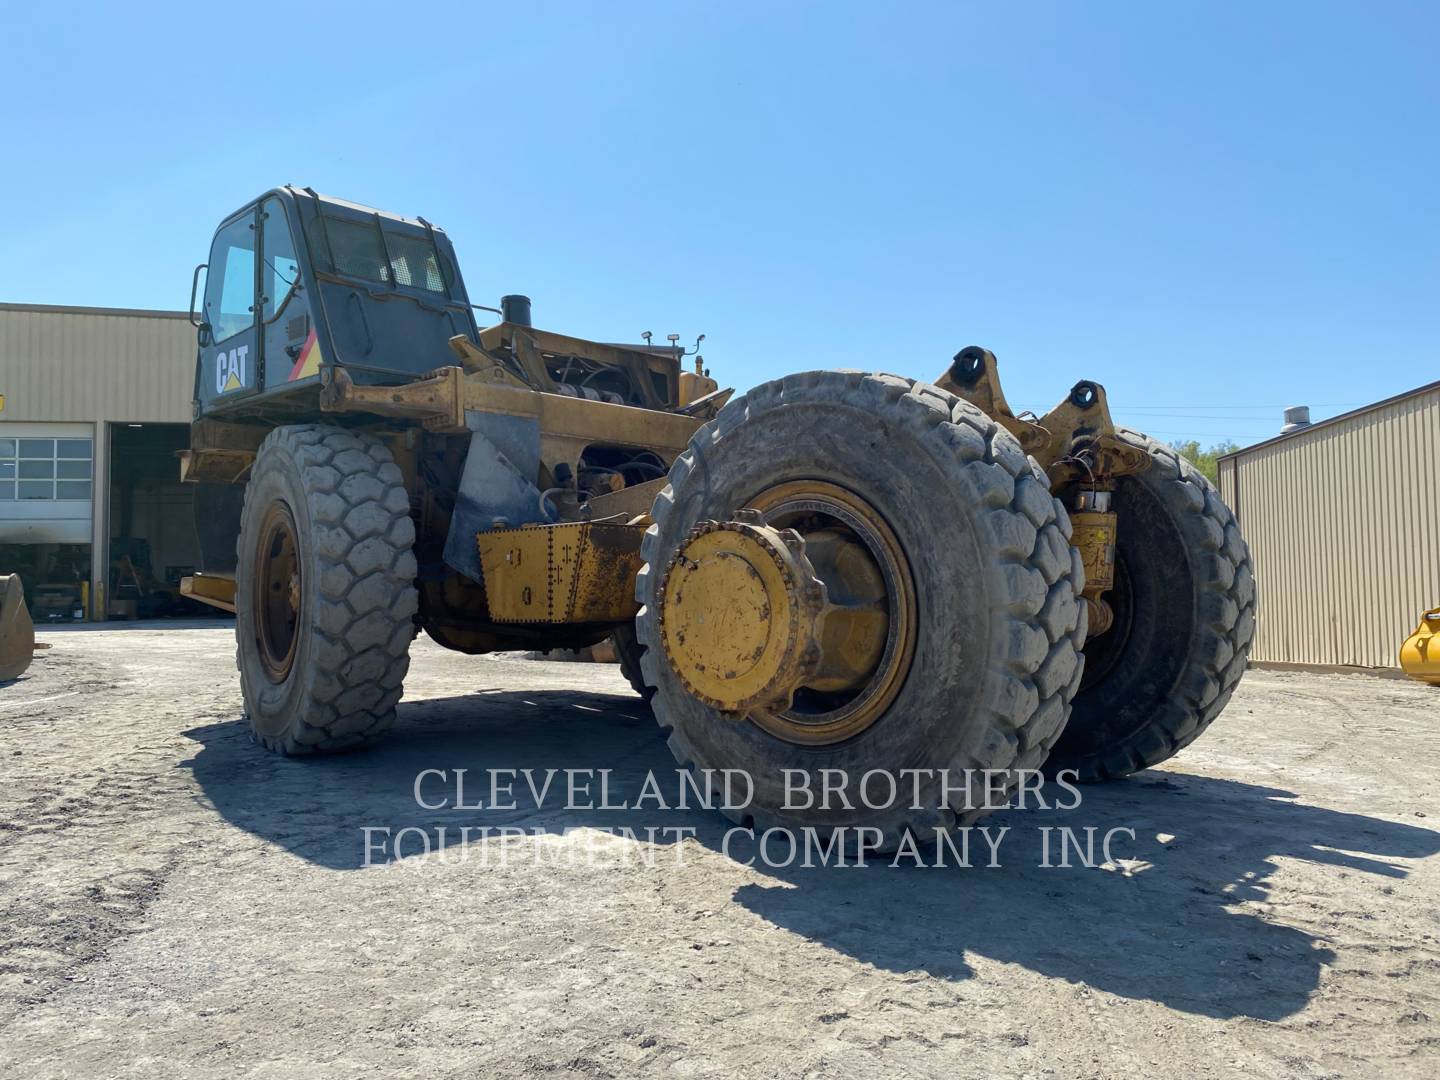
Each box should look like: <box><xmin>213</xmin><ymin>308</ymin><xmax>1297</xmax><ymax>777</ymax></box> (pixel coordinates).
<box><xmin>1281</xmin><ymin>405</ymin><xmax>1311</xmax><ymax>433</ymax></box>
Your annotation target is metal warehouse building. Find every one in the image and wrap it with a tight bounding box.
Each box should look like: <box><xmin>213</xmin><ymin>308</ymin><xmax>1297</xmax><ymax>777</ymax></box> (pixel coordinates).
<box><xmin>1217</xmin><ymin>381</ymin><xmax>1440</xmax><ymax>671</ymax></box>
<box><xmin>0</xmin><ymin>302</ymin><xmax>209</xmax><ymax>622</ymax></box>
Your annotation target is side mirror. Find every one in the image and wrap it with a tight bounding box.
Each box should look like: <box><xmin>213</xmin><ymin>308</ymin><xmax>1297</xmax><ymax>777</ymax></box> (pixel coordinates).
<box><xmin>188</xmin><ymin>262</ymin><xmax>208</xmax><ymax>328</ymax></box>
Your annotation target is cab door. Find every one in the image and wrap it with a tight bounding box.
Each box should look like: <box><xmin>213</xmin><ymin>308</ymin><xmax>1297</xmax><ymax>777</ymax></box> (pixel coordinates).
<box><xmin>257</xmin><ymin>196</ymin><xmax>314</xmax><ymax>389</ymax></box>
<box><xmin>197</xmin><ymin>205</ymin><xmax>261</xmax><ymax>411</ymax></box>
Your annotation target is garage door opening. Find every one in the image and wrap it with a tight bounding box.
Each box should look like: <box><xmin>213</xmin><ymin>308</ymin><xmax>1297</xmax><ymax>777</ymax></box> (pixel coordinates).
<box><xmin>107</xmin><ymin>422</ymin><xmax>226</xmax><ymax>621</ymax></box>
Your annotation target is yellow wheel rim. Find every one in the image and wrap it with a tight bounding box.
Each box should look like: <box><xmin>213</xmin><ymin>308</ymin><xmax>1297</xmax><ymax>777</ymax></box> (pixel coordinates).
<box><xmin>744</xmin><ymin>481</ymin><xmax>917</xmax><ymax>745</ymax></box>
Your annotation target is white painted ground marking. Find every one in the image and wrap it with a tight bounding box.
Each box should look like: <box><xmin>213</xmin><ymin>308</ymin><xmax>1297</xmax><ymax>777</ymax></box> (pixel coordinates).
<box><xmin>0</xmin><ymin>690</ymin><xmax>81</xmax><ymax>710</ymax></box>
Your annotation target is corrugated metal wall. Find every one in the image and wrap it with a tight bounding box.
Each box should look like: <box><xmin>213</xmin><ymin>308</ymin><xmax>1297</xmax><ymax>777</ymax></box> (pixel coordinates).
<box><xmin>1218</xmin><ymin>383</ymin><xmax>1440</xmax><ymax>669</ymax></box>
<box><xmin>0</xmin><ymin>304</ymin><xmax>193</xmax><ymax>423</ymax></box>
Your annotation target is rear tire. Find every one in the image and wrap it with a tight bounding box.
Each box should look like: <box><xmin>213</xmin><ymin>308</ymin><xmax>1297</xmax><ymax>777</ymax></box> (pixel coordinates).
<box><xmin>1046</xmin><ymin>430</ymin><xmax>1255</xmax><ymax>780</ymax></box>
<box><xmin>634</xmin><ymin>371</ymin><xmax>1087</xmax><ymax>846</ymax></box>
<box><xmin>612</xmin><ymin>623</ymin><xmax>653</xmax><ymax>702</ymax></box>
<box><xmin>235</xmin><ymin>425</ymin><xmax>417</xmax><ymax>754</ymax></box>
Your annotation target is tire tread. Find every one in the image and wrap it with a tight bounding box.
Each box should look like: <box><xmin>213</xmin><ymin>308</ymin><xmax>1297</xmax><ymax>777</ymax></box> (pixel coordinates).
<box><xmin>236</xmin><ymin>425</ymin><xmax>416</xmax><ymax>754</ymax></box>
<box><xmin>1058</xmin><ymin>429</ymin><xmax>1256</xmax><ymax>781</ymax></box>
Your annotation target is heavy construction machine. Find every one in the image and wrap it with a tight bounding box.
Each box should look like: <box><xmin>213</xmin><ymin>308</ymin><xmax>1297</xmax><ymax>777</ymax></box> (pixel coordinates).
<box><xmin>180</xmin><ymin>187</ymin><xmax>1255</xmax><ymax>844</ymax></box>
<box><xmin>0</xmin><ymin>575</ymin><xmax>37</xmax><ymax>682</ymax></box>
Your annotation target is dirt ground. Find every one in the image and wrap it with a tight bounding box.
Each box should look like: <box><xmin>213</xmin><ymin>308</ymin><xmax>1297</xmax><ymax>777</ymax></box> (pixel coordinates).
<box><xmin>1</xmin><ymin>623</ymin><xmax>1437</xmax><ymax>1079</ymax></box>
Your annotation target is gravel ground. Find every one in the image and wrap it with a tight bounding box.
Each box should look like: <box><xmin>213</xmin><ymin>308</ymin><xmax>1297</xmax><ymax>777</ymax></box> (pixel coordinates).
<box><xmin>1</xmin><ymin>622</ymin><xmax>1438</xmax><ymax>1079</ymax></box>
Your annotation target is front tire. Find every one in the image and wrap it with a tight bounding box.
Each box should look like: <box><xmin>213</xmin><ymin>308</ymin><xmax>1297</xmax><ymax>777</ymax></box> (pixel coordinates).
<box><xmin>235</xmin><ymin>425</ymin><xmax>417</xmax><ymax>753</ymax></box>
<box><xmin>635</xmin><ymin>372</ymin><xmax>1087</xmax><ymax>846</ymax></box>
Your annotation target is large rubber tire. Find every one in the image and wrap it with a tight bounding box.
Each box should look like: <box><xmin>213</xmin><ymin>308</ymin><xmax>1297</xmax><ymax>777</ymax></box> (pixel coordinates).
<box><xmin>634</xmin><ymin>371</ymin><xmax>1087</xmax><ymax>846</ymax></box>
<box><xmin>235</xmin><ymin>425</ymin><xmax>418</xmax><ymax>754</ymax></box>
<box><xmin>1046</xmin><ymin>430</ymin><xmax>1256</xmax><ymax>780</ymax></box>
<box><xmin>612</xmin><ymin>623</ymin><xmax>654</xmax><ymax>702</ymax></box>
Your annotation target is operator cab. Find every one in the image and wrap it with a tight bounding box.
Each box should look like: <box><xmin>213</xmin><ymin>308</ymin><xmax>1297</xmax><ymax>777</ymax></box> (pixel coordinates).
<box><xmin>190</xmin><ymin>187</ymin><xmax>479</xmax><ymax>419</ymax></box>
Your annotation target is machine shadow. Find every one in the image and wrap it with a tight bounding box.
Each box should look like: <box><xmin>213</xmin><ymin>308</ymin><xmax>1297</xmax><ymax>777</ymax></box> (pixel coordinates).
<box><xmin>181</xmin><ymin>685</ymin><xmax>1440</xmax><ymax>1022</ymax></box>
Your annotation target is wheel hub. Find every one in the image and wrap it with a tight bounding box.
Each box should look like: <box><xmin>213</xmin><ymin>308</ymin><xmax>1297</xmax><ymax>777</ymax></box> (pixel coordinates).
<box><xmin>658</xmin><ymin>482</ymin><xmax>917</xmax><ymax>745</ymax></box>
<box><xmin>659</xmin><ymin>513</ymin><xmax>827</xmax><ymax>715</ymax></box>
<box><xmin>254</xmin><ymin>501</ymin><xmax>303</xmax><ymax>684</ymax></box>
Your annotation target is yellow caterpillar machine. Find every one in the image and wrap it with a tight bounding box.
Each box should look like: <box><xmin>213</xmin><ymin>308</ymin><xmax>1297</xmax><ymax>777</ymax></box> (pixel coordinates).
<box><xmin>180</xmin><ymin>187</ymin><xmax>1256</xmax><ymax>844</ymax></box>
<box><xmin>1400</xmin><ymin>609</ymin><xmax>1440</xmax><ymax>685</ymax></box>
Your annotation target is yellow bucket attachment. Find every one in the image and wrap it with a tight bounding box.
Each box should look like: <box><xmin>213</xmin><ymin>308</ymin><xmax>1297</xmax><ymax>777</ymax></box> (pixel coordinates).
<box><xmin>0</xmin><ymin>574</ymin><xmax>36</xmax><ymax>683</ymax></box>
<box><xmin>1400</xmin><ymin>609</ymin><xmax>1440</xmax><ymax>686</ymax></box>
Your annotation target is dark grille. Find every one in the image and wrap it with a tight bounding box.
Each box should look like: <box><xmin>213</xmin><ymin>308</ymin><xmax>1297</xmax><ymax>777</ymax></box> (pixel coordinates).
<box><xmin>323</xmin><ymin>217</ymin><xmax>391</xmax><ymax>284</ymax></box>
<box><xmin>385</xmin><ymin>232</ymin><xmax>445</xmax><ymax>292</ymax></box>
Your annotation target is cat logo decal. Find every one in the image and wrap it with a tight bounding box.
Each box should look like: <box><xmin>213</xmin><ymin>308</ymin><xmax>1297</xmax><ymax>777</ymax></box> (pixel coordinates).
<box><xmin>215</xmin><ymin>345</ymin><xmax>249</xmax><ymax>394</ymax></box>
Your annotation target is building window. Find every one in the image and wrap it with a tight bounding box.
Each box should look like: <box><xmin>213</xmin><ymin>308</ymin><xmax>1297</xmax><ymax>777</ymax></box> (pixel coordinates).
<box><xmin>0</xmin><ymin>437</ymin><xmax>93</xmax><ymax>501</ymax></box>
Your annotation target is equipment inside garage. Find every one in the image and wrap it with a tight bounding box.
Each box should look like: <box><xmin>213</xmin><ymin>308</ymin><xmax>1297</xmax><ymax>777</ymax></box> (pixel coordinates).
<box><xmin>105</xmin><ymin>422</ymin><xmax>221</xmax><ymax>620</ymax></box>
<box><xmin>0</xmin><ymin>544</ymin><xmax>88</xmax><ymax>622</ymax></box>
<box><xmin>0</xmin><ymin>428</ymin><xmax>95</xmax><ymax>622</ymax></box>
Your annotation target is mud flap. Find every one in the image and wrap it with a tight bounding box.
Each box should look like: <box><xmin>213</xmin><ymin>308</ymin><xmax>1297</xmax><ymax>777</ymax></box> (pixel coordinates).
<box><xmin>442</xmin><ymin>413</ymin><xmax>552</xmax><ymax>583</ymax></box>
<box><xmin>0</xmin><ymin>574</ymin><xmax>36</xmax><ymax>682</ymax></box>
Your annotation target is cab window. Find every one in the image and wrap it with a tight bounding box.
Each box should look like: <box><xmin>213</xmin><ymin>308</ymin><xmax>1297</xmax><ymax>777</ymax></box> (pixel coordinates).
<box><xmin>260</xmin><ymin>198</ymin><xmax>300</xmax><ymax>320</ymax></box>
<box><xmin>204</xmin><ymin>212</ymin><xmax>256</xmax><ymax>342</ymax></box>
<box><xmin>305</xmin><ymin>213</ymin><xmax>447</xmax><ymax>294</ymax></box>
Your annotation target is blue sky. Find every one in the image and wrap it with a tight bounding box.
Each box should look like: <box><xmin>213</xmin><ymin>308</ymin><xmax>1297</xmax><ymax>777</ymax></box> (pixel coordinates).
<box><xmin>2</xmin><ymin>1</ymin><xmax>1435</xmax><ymax>447</ymax></box>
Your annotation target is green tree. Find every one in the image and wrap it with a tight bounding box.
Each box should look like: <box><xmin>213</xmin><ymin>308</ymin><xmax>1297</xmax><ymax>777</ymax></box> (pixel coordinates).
<box><xmin>1169</xmin><ymin>440</ymin><xmax>1240</xmax><ymax>484</ymax></box>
